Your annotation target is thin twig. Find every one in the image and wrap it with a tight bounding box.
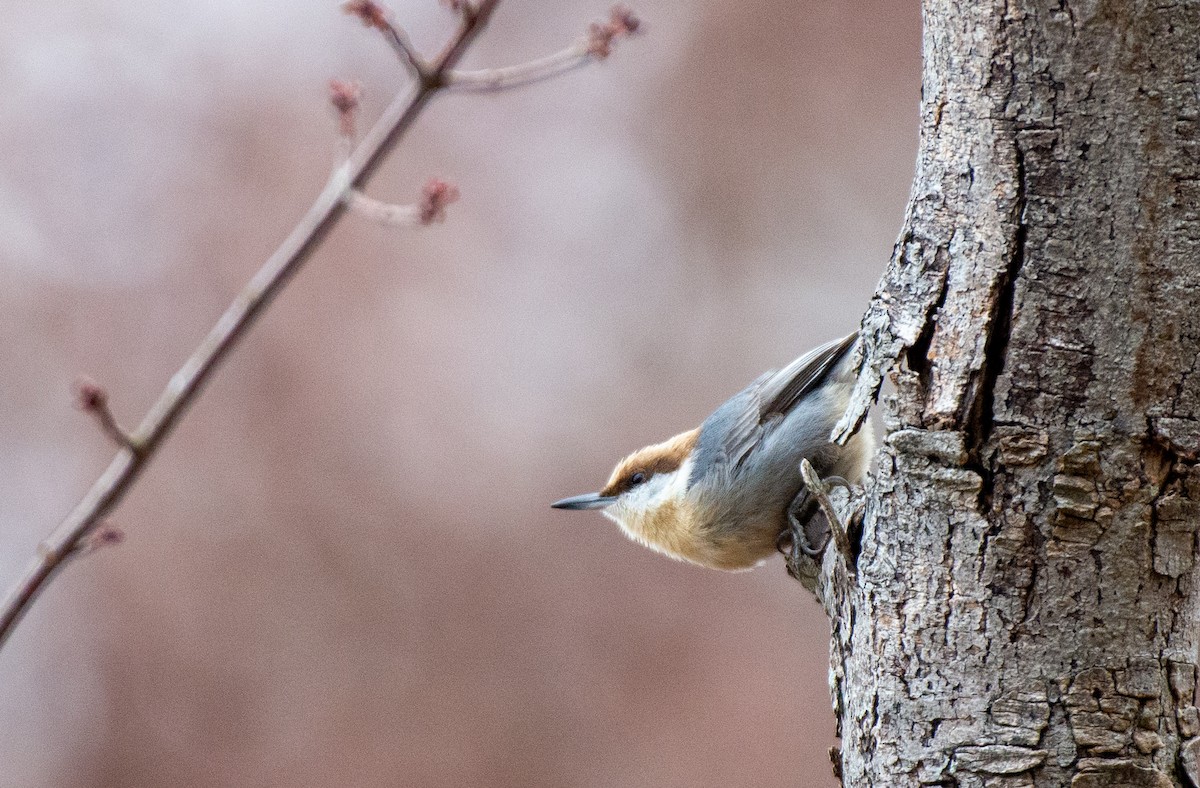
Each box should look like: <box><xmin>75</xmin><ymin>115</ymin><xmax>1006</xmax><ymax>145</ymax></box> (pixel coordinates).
<box><xmin>446</xmin><ymin>45</ymin><xmax>592</xmax><ymax>92</ymax></box>
<box><xmin>447</xmin><ymin>5</ymin><xmax>640</xmax><ymax>92</ymax></box>
<box><xmin>329</xmin><ymin>82</ymin><xmax>460</xmax><ymax>227</ymax></box>
<box><xmin>72</xmin><ymin>375</ymin><xmax>141</xmax><ymax>455</ymax></box>
<box><xmin>383</xmin><ymin>21</ymin><xmax>431</xmax><ymax>79</ymax></box>
<box><xmin>0</xmin><ymin>0</ymin><xmax>502</xmax><ymax>652</ymax></box>
<box><xmin>346</xmin><ymin>178</ymin><xmax>461</xmax><ymax>227</ymax></box>
<box><xmin>346</xmin><ymin>190</ymin><xmax>424</xmax><ymax>225</ymax></box>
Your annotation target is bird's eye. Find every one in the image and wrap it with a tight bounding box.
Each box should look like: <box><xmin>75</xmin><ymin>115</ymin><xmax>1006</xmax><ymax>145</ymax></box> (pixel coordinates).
<box><xmin>631</xmin><ymin>472</ymin><xmax>646</xmax><ymax>485</ymax></box>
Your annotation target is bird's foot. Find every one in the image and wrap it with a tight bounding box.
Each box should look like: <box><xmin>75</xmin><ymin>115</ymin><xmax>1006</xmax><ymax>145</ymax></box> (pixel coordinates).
<box><xmin>798</xmin><ymin>459</ymin><xmax>861</xmax><ymax>575</ymax></box>
<box><xmin>776</xmin><ymin>483</ymin><xmax>831</xmax><ymax>592</ymax></box>
<box><xmin>777</xmin><ymin>488</ymin><xmax>827</xmax><ymax>558</ymax></box>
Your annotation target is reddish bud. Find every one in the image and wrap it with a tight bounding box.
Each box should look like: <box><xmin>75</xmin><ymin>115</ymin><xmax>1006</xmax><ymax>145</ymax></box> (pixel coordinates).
<box><xmin>440</xmin><ymin>0</ymin><xmax>471</xmax><ymax>12</ymax></box>
<box><xmin>610</xmin><ymin>5</ymin><xmax>640</xmax><ymax>35</ymax></box>
<box><xmin>418</xmin><ymin>178</ymin><xmax>460</xmax><ymax>224</ymax></box>
<box><xmin>587</xmin><ymin>6</ymin><xmax>641</xmax><ymax>59</ymax></box>
<box><xmin>342</xmin><ymin>0</ymin><xmax>388</xmax><ymax>30</ymax></box>
<box><xmin>91</xmin><ymin>524</ymin><xmax>125</xmax><ymax>549</ymax></box>
<box><xmin>329</xmin><ymin>79</ymin><xmax>362</xmax><ymax>114</ymax></box>
<box><xmin>72</xmin><ymin>375</ymin><xmax>108</xmax><ymax>413</ymax></box>
<box><xmin>329</xmin><ymin>79</ymin><xmax>362</xmax><ymax>137</ymax></box>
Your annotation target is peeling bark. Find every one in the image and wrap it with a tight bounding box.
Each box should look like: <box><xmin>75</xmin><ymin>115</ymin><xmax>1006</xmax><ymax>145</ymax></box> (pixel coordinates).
<box><xmin>812</xmin><ymin>1</ymin><xmax>1200</xmax><ymax>785</ymax></box>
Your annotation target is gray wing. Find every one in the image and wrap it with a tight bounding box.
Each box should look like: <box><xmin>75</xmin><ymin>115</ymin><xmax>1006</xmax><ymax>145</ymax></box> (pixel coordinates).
<box><xmin>688</xmin><ymin>332</ymin><xmax>858</xmax><ymax>488</ymax></box>
<box><xmin>757</xmin><ymin>331</ymin><xmax>858</xmax><ymax>419</ymax></box>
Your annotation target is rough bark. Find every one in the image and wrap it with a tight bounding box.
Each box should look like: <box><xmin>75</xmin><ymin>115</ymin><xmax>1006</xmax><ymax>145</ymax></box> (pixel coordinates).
<box><xmin>807</xmin><ymin>1</ymin><xmax>1200</xmax><ymax>785</ymax></box>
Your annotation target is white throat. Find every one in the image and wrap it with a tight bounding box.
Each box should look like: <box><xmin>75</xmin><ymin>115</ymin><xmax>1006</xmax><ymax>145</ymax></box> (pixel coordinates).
<box><xmin>602</xmin><ymin>459</ymin><xmax>696</xmax><ymax>557</ymax></box>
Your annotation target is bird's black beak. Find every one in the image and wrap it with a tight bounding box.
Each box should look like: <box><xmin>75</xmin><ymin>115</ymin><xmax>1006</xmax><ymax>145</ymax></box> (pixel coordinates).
<box><xmin>551</xmin><ymin>492</ymin><xmax>616</xmax><ymax>510</ymax></box>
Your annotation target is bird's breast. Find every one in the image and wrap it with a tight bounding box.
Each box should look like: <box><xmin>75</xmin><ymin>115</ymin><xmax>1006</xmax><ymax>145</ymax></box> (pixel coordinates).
<box><xmin>615</xmin><ymin>497</ymin><xmax>774</xmax><ymax>571</ymax></box>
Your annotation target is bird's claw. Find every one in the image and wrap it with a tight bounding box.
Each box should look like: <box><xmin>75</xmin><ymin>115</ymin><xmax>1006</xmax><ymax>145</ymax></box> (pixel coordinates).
<box><xmin>797</xmin><ymin>459</ymin><xmax>860</xmax><ymax>575</ymax></box>
<box><xmin>776</xmin><ymin>488</ymin><xmax>831</xmax><ymax>605</ymax></box>
<box><xmin>793</xmin><ymin>488</ymin><xmax>830</xmax><ymax>556</ymax></box>
<box><xmin>777</xmin><ymin>507</ymin><xmax>823</xmax><ymax>591</ymax></box>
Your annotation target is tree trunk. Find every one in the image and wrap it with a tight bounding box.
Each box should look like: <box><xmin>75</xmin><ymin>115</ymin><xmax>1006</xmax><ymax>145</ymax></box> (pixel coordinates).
<box><xmin>807</xmin><ymin>1</ymin><xmax>1200</xmax><ymax>785</ymax></box>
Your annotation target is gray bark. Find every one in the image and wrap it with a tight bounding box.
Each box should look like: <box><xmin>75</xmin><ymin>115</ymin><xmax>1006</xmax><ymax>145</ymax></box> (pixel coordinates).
<box><xmin>799</xmin><ymin>1</ymin><xmax>1200</xmax><ymax>785</ymax></box>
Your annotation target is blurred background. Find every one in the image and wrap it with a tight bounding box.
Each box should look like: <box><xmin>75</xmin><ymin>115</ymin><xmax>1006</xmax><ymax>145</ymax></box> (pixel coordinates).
<box><xmin>0</xmin><ymin>1</ymin><xmax>918</xmax><ymax>785</ymax></box>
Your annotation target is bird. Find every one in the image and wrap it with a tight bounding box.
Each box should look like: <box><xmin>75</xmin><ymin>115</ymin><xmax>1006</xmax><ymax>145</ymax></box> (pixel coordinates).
<box><xmin>551</xmin><ymin>332</ymin><xmax>873</xmax><ymax>571</ymax></box>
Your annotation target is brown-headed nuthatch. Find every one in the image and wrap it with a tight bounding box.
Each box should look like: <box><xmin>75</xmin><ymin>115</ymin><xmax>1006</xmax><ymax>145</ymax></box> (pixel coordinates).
<box><xmin>552</xmin><ymin>332</ymin><xmax>873</xmax><ymax>571</ymax></box>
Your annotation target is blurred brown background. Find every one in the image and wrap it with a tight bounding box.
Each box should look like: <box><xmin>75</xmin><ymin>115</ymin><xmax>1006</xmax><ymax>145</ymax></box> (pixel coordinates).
<box><xmin>0</xmin><ymin>1</ymin><xmax>917</xmax><ymax>785</ymax></box>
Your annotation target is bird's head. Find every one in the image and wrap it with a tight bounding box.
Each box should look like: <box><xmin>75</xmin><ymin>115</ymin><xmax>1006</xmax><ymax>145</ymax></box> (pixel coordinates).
<box><xmin>552</xmin><ymin>428</ymin><xmax>699</xmax><ymax>526</ymax></box>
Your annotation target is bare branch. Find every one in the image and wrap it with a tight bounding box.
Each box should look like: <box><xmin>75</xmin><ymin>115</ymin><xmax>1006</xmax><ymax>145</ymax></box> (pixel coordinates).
<box><xmin>0</xmin><ymin>0</ymin><xmax>504</xmax><ymax>652</ymax></box>
<box><xmin>329</xmin><ymin>83</ymin><xmax>459</xmax><ymax>227</ymax></box>
<box><xmin>2</xmin><ymin>0</ymin><xmax>637</xmax><ymax>653</ymax></box>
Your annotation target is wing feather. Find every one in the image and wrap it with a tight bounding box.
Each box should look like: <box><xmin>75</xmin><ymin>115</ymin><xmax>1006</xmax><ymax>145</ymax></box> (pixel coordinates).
<box><xmin>688</xmin><ymin>332</ymin><xmax>859</xmax><ymax>487</ymax></box>
<box><xmin>757</xmin><ymin>332</ymin><xmax>859</xmax><ymax>419</ymax></box>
